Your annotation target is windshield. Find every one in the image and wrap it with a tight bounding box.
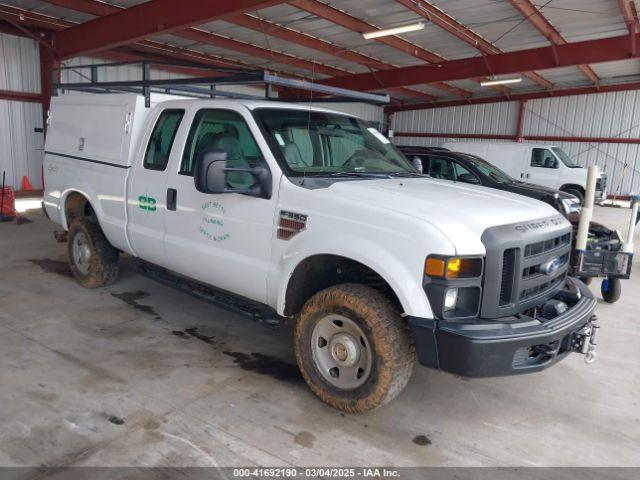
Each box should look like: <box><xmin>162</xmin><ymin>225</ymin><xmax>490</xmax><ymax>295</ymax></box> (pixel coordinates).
<box><xmin>457</xmin><ymin>153</ymin><xmax>514</xmax><ymax>184</ymax></box>
<box><xmin>551</xmin><ymin>147</ymin><xmax>579</xmax><ymax>168</ymax></box>
<box><xmin>254</xmin><ymin>108</ymin><xmax>416</xmax><ymax>176</ymax></box>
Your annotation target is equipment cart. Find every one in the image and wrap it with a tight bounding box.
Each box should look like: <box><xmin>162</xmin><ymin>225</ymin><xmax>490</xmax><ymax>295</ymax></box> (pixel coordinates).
<box><xmin>572</xmin><ymin>196</ymin><xmax>638</xmax><ymax>303</ymax></box>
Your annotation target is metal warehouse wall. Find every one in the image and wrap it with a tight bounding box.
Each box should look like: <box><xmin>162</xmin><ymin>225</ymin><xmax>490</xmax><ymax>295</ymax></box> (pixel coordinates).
<box><xmin>391</xmin><ymin>91</ymin><xmax>640</xmax><ymax>196</ymax></box>
<box><xmin>0</xmin><ymin>33</ymin><xmax>44</xmax><ymax>190</ymax></box>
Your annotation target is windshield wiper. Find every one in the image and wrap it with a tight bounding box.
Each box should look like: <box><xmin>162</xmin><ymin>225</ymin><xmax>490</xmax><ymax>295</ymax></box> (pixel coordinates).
<box><xmin>325</xmin><ymin>171</ymin><xmax>392</xmax><ymax>178</ymax></box>
<box><xmin>388</xmin><ymin>171</ymin><xmax>424</xmax><ymax>177</ymax></box>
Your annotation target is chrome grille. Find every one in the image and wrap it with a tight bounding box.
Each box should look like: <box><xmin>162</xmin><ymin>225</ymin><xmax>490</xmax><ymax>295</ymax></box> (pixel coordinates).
<box><xmin>524</xmin><ymin>233</ymin><xmax>570</xmax><ymax>258</ymax></box>
<box><xmin>596</xmin><ymin>174</ymin><xmax>607</xmax><ymax>191</ymax></box>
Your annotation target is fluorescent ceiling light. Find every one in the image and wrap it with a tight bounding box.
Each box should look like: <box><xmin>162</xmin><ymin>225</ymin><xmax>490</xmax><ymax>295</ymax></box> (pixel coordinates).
<box><xmin>480</xmin><ymin>76</ymin><xmax>523</xmax><ymax>87</ymax></box>
<box><xmin>363</xmin><ymin>22</ymin><xmax>425</xmax><ymax>39</ymax></box>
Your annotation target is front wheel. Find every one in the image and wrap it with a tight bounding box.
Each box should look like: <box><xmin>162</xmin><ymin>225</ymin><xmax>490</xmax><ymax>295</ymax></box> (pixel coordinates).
<box><xmin>294</xmin><ymin>284</ymin><xmax>415</xmax><ymax>413</ymax></box>
<box><xmin>601</xmin><ymin>277</ymin><xmax>621</xmax><ymax>303</ymax></box>
<box><xmin>563</xmin><ymin>188</ymin><xmax>584</xmax><ymax>205</ymax></box>
<box><xmin>68</xmin><ymin>218</ymin><xmax>119</xmax><ymax>288</ymax></box>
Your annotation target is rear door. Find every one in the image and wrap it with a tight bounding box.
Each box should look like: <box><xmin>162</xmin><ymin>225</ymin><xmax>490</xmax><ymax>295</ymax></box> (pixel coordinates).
<box><xmin>163</xmin><ymin>107</ymin><xmax>276</xmax><ymax>304</ymax></box>
<box><xmin>526</xmin><ymin>147</ymin><xmax>560</xmax><ymax>188</ymax></box>
<box><xmin>126</xmin><ymin>108</ymin><xmax>185</xmax><ymax>266</ymax></box>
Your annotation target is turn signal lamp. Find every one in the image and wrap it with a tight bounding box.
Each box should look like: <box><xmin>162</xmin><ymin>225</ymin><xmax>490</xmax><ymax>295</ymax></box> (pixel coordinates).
<box><xmin>425</xmin><ymin>256</ymin><xmax>483</xmax><ymax>279</ymax></box>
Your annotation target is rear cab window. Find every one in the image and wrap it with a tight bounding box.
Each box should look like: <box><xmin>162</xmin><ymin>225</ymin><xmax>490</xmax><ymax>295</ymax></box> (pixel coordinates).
<box><xmin>143</xmin><ymin>109</ymin><xmax>184</xmax><ymax>171</ymax></box>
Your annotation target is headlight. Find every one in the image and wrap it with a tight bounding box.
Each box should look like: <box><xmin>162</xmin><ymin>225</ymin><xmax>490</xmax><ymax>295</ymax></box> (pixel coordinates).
<box><xmin>561</xmin><ymin>197</ymin><xmax>582</xmax><ymax>215</ymax></box>
<box><xmin>443</xmin><ymin>288</ymin><xmax>458</xmax><ymax>311</ymax></box>
<box><xmin>423</xmin><ymin>255</ymin><xmax>483</xmax><ymax>320</ymax></box>
<box><xmin>425</xmin><ymin>255</ymin><xmax>483</xmax><ymax>279</ymax></box>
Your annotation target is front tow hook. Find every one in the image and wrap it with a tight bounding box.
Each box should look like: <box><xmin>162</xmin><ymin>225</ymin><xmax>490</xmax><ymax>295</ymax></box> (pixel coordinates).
<box><xmin>572</xmin><ymin>316</ymin><xmax>600</xmax><ymax>364</ymax></box>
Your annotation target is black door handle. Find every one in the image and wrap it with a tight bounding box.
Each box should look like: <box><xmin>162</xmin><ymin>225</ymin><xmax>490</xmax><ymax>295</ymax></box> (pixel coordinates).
<box><xmin>167</xmin><ymin>188</ymin><xmax>177</xmax><ymax>211</ymax></box>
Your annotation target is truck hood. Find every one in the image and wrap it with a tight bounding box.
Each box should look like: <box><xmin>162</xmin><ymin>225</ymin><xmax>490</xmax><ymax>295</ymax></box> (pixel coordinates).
<box><xmin>325</xmin><ymin>177</ymin><xmax>560</xmax><ymax>246</ymax></box>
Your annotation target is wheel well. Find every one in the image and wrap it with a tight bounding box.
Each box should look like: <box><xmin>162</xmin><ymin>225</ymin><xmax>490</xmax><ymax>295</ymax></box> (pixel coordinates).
<box><xmin>284</xmin><ymin>255</ymin><xmax>402</xmax><ymax>316</ymax></box>
<box><xmin>64</xmin><ymin>192</ymin><xmax>96</xmax><ymax>226</ymax></box>
<box><xmin>560</xmin><ymin>184</ymin><xmax>585</xmax><ymax>195</ymax></box>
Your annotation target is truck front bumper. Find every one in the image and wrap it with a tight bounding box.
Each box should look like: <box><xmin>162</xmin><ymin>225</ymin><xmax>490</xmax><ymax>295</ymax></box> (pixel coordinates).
<box><xmin>409</xmin><ymin>277</ymin><xmax>598</xmax><ymax>377</ymax></box>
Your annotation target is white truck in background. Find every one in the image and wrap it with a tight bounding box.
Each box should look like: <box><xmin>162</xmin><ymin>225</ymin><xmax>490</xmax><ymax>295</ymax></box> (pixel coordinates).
<box><xmin>43</xmin><ymin>94</ymin><xmax>599</xmax><ymax>412</ymax></box>
<box><xmin>441</xmin><ymin>141</ymin><xmax>607</xmax><ymax>204</ymax></box>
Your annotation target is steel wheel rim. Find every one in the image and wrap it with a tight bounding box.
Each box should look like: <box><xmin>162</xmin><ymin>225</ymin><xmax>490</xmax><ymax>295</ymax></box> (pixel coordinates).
<box><xmin>72</xmin><ymin>231</ymin><xmax>91</xmax><ymax>275</ymax></box>
<box><xmin>311</xmin><ymin>313</ymin><xmax>373</xmax><ymax>390</ymax></box>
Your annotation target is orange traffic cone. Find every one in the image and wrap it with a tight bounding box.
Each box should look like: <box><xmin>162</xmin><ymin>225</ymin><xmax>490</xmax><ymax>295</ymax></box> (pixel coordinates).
<box><xmin>22</xmin><ymin>176</ymin><xmax>34</xmax><ymax>191</ymax></box>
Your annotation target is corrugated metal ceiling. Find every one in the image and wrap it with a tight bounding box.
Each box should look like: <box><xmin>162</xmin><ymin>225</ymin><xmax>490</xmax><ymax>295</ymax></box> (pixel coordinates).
<box><xmin>1</xmin><ymin>0</ymin><xmax>639</xmax><ymax>103</ymax></box>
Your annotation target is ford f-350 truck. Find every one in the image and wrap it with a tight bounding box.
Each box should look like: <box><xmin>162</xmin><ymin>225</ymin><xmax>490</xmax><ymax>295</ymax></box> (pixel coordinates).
<box><xmin>43</xmin><ymin>94</ymin><xmax>599</xmax><ymax>413</ymax></box>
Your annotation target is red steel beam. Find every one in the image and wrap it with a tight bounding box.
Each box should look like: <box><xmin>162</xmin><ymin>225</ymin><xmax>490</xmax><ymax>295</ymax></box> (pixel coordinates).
<box><xmin>0</xmin><ymin>4</ymin><xmax>70</xmax><ymax>32</ymax></box>
<box><xmin>516</xmin><ymin>100</ymin><xmax>527</xmax><ymax>141</ymax></box>
<box><xmin>326</xmin><ymin>33</ymin><xmax>640</xmax><ymax>93</ymax></box>
<box><xmin>385</xmin><ymin>81</ymin><xmax>640</xmax><ymax>113</ymax></box>
<box><xmin>393</xmin><ymin>0</ymin><xmax>552</xmax><ymax>91</ymax></box>
<box><xmin>39</xmin><ymin>43</ymin><xmax>58</xmax><ymax>131</ymax></box>
<box><xmin>618</xmin><ymin>0</ymin><xmax>639</xmax><ymax>33</ymax></box>
<box><xmin>3</xmin><ymin>3</ymin><xmax>311</xmax><ymax>85</ymax></box>
<box><xmin>289</xmin><ymin>0</ymin><xmax>472</xmax><ymax>98</ymax></box>
<box><xmin>524</xmin><ymin>134</ymin><xmax>640</xmax><ymax>145</ymax></box>
<box><xmin>175</xmin><ymin>28</ymin><xmax>347</xmax><ymax>77</ymax></box>
<box><xmin>52</xmin><ymin>0</ymin><xmax>285</xmax><ymax>58</ymax></box>
<box><xmin>394</xmin><ymin>132</ymin><xmax>515</xmax><ymax>140</ymax></box>
<box><xmin>0</xmin><ymin>89</ymin><xmax>42</xmax><ymax>103</ymax></box>
<box><xmin>42</xmin><ymin>0</ymin><xmax>437</xmax><ymax>102</ymax></box>
<box><xmin>508</xmin><ymin>0</ymin><xmax>598</xmax><ymax>84</ymax></box>
<box><xmin>393</xmin><ymin>131</ymin><xmax>640</xmax><ymax>145</ymax></box>
<box><xmin>225</xmin><ymin>14</ymin><xmax>437</xmax><ymax>101</ymax></box>
<box><xmin>44</xmin><ymin>0</ymin><xmax>347</xmax><ymax>76</ymax></box>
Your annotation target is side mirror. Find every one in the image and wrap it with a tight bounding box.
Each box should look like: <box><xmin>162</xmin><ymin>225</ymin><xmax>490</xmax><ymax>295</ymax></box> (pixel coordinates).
<box><xmin>411</xmin><ymin>156</ymin><xmax>423</xmax><ymax>173</ymax></box>
<box><xmin>194</xmin><ymin>149</ymin><xmax>228</xmax><ymax>194</ymax></box>
<box><xmin>553</xmin><ymin>159</ymin><xmax>559</xmax><ymax>168</ymax></box>
<box><xmin>458</xmin><ymin>173</ymin><xmax>480</xmax><ymax>184</ymax></box>
<box><xmin>194</xmin><ymin>149</ymin><xmax>272</xmax><ymax>199</ymax></box>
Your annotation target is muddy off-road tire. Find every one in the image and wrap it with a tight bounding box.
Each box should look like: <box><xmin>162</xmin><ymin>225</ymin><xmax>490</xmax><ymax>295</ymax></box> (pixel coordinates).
<box><xmin>294</xmin><ymin>284</ymin><xmax>415</xmax><ymax>413</ymax></box>
<box><xmin>68</xmin><ymin>218</ymin><xmax>119</xmax><ymax>288</ymax></box>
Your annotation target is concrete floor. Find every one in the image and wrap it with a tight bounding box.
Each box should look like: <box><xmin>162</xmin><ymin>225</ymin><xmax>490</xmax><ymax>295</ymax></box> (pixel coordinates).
<box><xmin>0</xmin><ymin>204</ymin><xmax>638</xmax><ymax>468</ymax></box>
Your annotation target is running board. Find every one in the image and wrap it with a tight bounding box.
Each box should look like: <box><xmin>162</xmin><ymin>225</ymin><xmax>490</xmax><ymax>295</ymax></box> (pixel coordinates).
<box><xmin>136</xmin><ymin>261</ymin><xmax>283</xmax><ymax>328</ymax></box>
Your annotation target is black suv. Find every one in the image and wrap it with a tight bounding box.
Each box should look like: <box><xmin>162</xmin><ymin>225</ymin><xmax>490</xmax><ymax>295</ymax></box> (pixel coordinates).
<box><xmin>398</xmin><ymin>146</ymin><xmax>582</xmax><ymax>217</ymax></box>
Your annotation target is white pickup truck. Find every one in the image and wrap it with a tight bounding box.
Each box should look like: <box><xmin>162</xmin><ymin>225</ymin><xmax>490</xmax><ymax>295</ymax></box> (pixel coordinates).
<box><xmin>43</xmin><ymin>94</ymin><xmax>599</xmax><ymax>412</ymax></box>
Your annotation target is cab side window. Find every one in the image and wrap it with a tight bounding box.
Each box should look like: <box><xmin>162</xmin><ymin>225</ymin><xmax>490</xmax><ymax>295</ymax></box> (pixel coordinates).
<box><xmin>143</xmin><ymin>109</ymin><xmax>184</xmax><ymax>171</ymax></box>
<box><xmin>180</xmin><ymin>109</ymin><xmax>261</xmax><ymax>176</ymax></box>
<box><xmin>426</xmin><ymin>156</ymin><xmax>454</xmax><ymax>180</ymax></box>
<box><xmin>531</xmin><ymin>148</ymin><xmax>557</xmax><ymax>169</ymax></box>
<box><xmin>451</xmin><ymin>162</ymin><xmax>480</xmax><ymax>184</ymax></box>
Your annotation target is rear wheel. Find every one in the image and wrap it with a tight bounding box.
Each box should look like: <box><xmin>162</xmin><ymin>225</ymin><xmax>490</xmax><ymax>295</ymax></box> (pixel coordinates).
<box><xmin>294</xmin><ymin>284</ymin><xmax>415</xmax><ymax>413</ymax></box>
<box><xmin>601</xmin><ymin>277</ymin><xmax>621</xmax><ymax>303</ymax></box>
<box><xmin>68</xmin><ymin>218</ymin><xmax>119</xmax><ymax>288</ymax></box>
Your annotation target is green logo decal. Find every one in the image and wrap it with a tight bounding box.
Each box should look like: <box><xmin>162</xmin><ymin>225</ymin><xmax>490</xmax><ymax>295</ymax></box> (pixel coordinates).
<box><xmin>138</xmin><ymin>195</ymin><xmax>157</xmax><ymax>212</ymax></box>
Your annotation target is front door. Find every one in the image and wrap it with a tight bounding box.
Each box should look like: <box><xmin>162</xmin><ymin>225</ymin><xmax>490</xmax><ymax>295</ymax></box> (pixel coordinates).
<box><xmin>526</xmin><ymin>147</ymin><xmax>560</xmax><ymax>188</ymax></box>
<box><xmin>126</xmin><ymin>108</ymin><xmax>185</xmax><ymax>266</ymax></box>
<box><xmin>163</xmin><ymin>107</ymin><xmax>276</xmax><ymax>304</ymax></box>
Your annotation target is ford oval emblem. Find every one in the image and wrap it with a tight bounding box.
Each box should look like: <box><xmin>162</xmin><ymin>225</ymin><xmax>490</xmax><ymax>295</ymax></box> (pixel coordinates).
<box><xmin>540</xmin><ymin>257</ymin><xmax>562</xmax><ymax>275</ymax></box>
